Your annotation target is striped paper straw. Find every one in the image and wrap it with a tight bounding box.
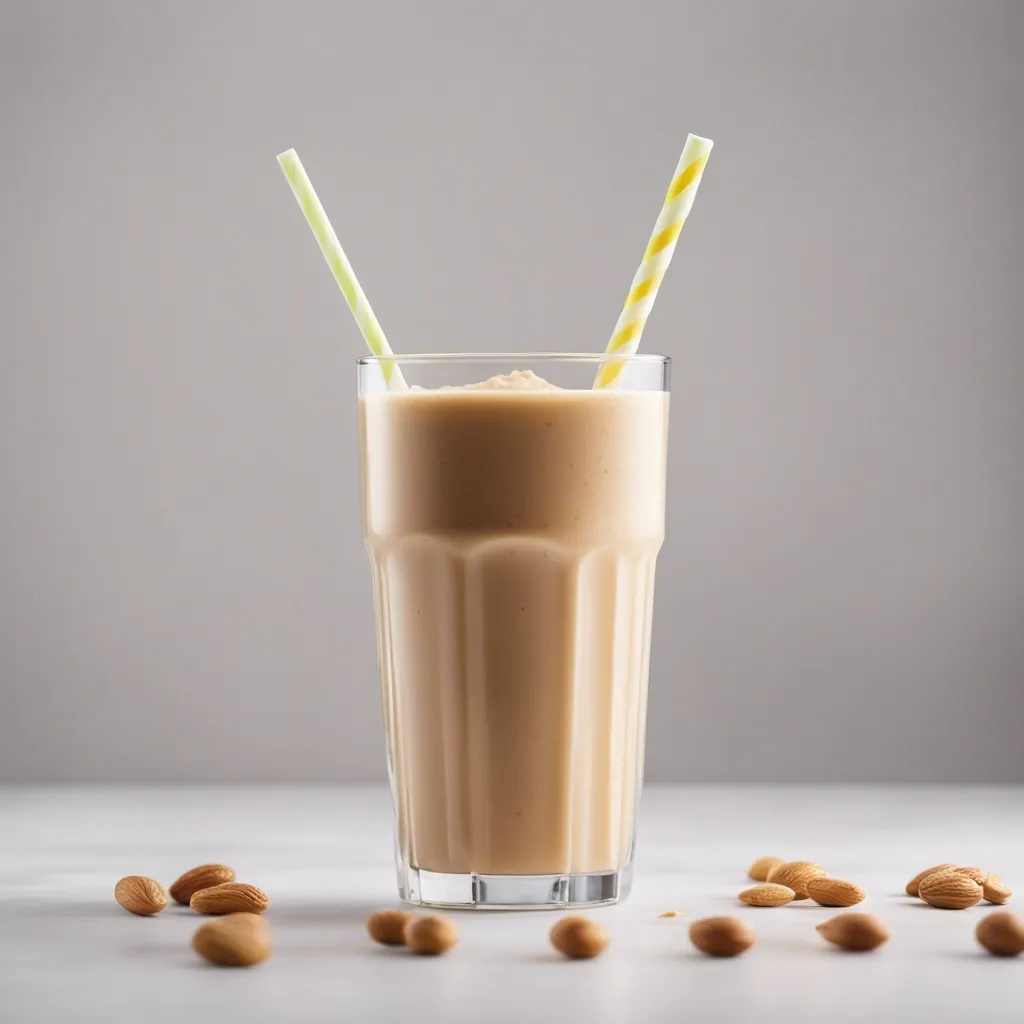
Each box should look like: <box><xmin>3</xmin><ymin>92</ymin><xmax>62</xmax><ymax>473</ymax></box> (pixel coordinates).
<box><xmin>595</xmin><ymin>134</ymin><xmax>713</xmax><ymax>388</ymax></box>
<box><xmin>276</xmin><ymin>149</ymin><xmax>406</xmax><ymax>389</ymax></box>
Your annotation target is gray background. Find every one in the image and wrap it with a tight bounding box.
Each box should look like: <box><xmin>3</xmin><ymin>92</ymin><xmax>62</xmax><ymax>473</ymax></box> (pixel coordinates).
<box><xmin>1</xmin><ymin>0</ymin><xmax>1021</xmax><ymax>784</ymax></box>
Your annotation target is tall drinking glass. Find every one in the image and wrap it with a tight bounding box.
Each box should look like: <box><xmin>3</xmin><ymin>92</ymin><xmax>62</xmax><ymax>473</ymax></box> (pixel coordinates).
<box><xmin>359</xmin><ymin>354</ymin><xmax>670</xmax><ymax>908</ymax></box>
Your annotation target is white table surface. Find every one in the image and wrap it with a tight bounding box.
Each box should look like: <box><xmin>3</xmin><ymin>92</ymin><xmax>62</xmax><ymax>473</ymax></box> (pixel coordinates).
<box><xmin>1</xmin><ymin>785</ymin><xmax>1022</xmax><ymax>1023</ymax></box>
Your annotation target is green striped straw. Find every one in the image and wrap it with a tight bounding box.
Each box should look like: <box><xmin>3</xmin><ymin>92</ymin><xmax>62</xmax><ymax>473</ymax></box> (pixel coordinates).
<box><xmin>276</xmin><ymin>149</ymin><xmax>405</xmax><ymax>389</ymax></box>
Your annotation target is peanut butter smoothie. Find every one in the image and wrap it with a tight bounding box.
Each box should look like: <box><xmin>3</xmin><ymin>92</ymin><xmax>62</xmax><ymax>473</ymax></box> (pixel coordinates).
<box><xmin>360</xmin><ymin>368</ymin><xmax>669</xmax><ymax>907</ymax></box>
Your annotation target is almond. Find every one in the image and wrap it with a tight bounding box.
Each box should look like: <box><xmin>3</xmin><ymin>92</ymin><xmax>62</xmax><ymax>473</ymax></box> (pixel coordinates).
<box><xmin>806</xmin><ymin>877</ymin><xmax>866</xmax><ymax>907</ymax></box>
<box><xmin>739</xmin><ymin>883</ymin><xmax>796</xmax><ymax>907</ymax></box>
<box><xmin>367</xmin><ymin>909</ymin><xmax>414</xmax><ymax>945</ymax></box>
<box><xmin>905</xmin><ymin>863</ymin><xmax>957</xmax><ymax>897</ymax></box>
<box><xmin>190</xmin><ymin>882</ymin><xmax>270</xmax><ymax>915</ymax></box>
<box><xmin>955</xmin><ymin>866</ymin><xmax>987</xmax><ymax>886</ymax></box>
<box><xmin>975</xmin><ymin>912</ymin><xmax>1024</xmax><ymax>957</ymax></box>
<box><xmin>816</xmin><ymin>913</ymin><xmax>890</xmax><ymax>951</ymax></box>
<box><xmin>919</xmin><ymin>872</ymin><xmax>982</xmax><ymax>910</ymax></box>
<box><xmin>914</xmin><ymin>866</ymin><xmax>963</xmax><ymax>897</ymax></box>
<box><xmin>766</xmin><ymin>861</ymin><xmax>826</xmax><ymax>899</ymax></box>
<box><xmin>983</xmin><ymin>875</ymin><xmax>1012</xmax><ymax>905</ymax></box>
<box><xmin>405</xmin><ymin>915</ymin><xmax>459</xmax><ymax>956</ymax></box>
<box><xmin>192</xmin><ymin>912</ymin><xmax>271</xmax><ymax>966</ymax></box>
<box><xmin>114</xmin><ymin>875</ymin><xmax>168</xmax><ymax>916</ymax></box>
<box><xmin>169</xmin><ymin>864</ymin><xmax>236</xmax><ymax>905</ymax></box>
<box><xmin>550</xmin><ymin>916</ymin><xmax>610</xmax><ymax>959</ymax></box>
<box><xmin>689</xmin><ymin>916</ymin><xmax>755</xmax><ymax>957</ymax></box>
<box><xmin>747</xmin><ymin>856</ymin><xmax>784</xmax><ymax>882</ymax></box>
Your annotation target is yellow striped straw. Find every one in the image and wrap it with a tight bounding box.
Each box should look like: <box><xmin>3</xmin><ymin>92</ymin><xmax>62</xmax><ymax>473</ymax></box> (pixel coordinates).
<box><xmin>276</xmin><ymin>149</ymin><xmax>406</xmax><ymax>390</ymax></box>
<box><xmin>595</xmin><ymin>133</ymin><xmax>714</xmax><ymax>388</ymax></box>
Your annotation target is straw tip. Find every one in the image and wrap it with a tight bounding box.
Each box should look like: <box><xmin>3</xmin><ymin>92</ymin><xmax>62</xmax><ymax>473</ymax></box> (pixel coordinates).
<box><xmin>685</xmin><ymin>133</ymin><xmax>714</xmax><ymax>151</ymax></box>
<box><xmin>276</xmin><ymin>148</ymin><xmax>298</xmax><ymax>165</ymax></box>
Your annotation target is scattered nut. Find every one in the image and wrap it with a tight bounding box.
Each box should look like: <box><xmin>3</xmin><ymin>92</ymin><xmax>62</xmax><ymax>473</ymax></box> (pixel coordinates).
<box><xmin>192</xmin><ymin>912</ymin><xmax>272</xmax><ymax>966</ymax></box>
<box><xmin>766</xmin><ymin>861</ymin><xmax>826</xmax><ymax>899</ymax></box>
<box><xmin>405</xmin><ymin>915</ymin><xmax>459</xmax><ymax>956</ymax></box>
<box><xmin>658</xmin><ymin>909</ymin><xmax>681</xmax><ymax>918</ymax></box>
<box><xmin>983</xmin><ymin>875</ymin><xmax>1012</xmax><ymax>905</ymax></box>
<box><xmin>955</xmin><ymin>866</ymin><xmax>987</xmax><ymax>886</ymax></box>
<box><xmin>689</xmin><ymin>916</ymin><xmax>755</xmax><ymax>957</ymax></box>
<box><xmin>748</xmin><ymin>856</ymin><xmax>784</xmax><ymax>882</ymax></box>
<box><xmin>975</xmin><ymin>912</ymin><xmax>1024</xmax><ymax>957</ymax></box>
<box><xmin>190</xmin><ymin>882</ymin><xmax>270</xmax><ymax>915</ymax></box>
<box><xmin>169</xmin><ymin>864</ymin><xmax>236</xmax><ymax>905</ymax></box>
<box><xmin>114</xmin><ymin>875</ymin><xmax>168</xmax><ymax>916</ymax></box>
<box><xmin>816</xmin><ymin>913</ymin><xmax>890</xmax><ymax>951</ymax></box>
<box><xmin>739</xmin><ymin>883</ymin><xmax>796</xmax><ymax>907</ymax></box>
<box><xmin>919</xmin><ymin>872</ymin><xmax>982</xmax><ymax>910</ymax></box>
<box><xmin>806</xmin><ymin>878</ymin><xmax>866</xmax><ymax>908</ymax></box>
<box><xmin>367</xmin><ymin>909</ymin><xmax>415</xmax><ymax>945</ymax></box>
<box><xmin>905</xmin><ymin>863</ymin><xmax>957</xmax><ymax>897</ymax></box>
<box><xmin>550</xmin><ymin>916</ymin><xmax>610</xmax><ymax>959</ymax></box>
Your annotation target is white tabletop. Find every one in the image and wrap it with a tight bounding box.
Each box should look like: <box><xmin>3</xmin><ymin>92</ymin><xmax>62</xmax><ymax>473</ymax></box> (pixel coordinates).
<box><xmin>1</xmin><ymin>785</ymin><xmax>1022</xmax><ymax>1023</ymax></box>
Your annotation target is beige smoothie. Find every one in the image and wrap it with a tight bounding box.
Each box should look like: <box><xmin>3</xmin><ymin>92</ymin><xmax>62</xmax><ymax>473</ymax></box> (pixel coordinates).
<box><xmin>360</xmin><ymin>371</ymin><xmax>669</xmax><ymax>885</ymax></box>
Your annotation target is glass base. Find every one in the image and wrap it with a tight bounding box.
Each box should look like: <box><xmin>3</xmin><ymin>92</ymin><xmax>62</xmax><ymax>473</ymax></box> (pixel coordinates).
<box><xmin>397</xmin><ymin>864</ymin><xmax>632</xmax><ymax>910</ymax></box>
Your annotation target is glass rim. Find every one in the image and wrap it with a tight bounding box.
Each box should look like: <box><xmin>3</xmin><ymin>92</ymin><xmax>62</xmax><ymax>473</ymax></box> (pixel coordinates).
<box><xmin>357</xmin><ymin>351</ymin><xmax>670</xmax><ymax>366</ymax></box>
